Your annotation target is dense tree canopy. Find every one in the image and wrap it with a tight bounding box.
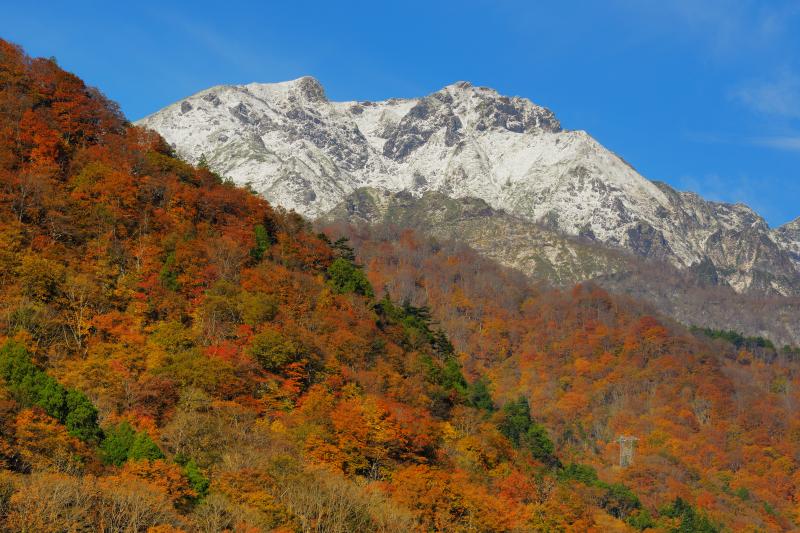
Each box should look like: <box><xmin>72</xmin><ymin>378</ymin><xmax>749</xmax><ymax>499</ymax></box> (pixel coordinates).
<box><xmin>329</xmin><ymin>221</ymin><xmax>800</xmax><ymax>531</ymax></box>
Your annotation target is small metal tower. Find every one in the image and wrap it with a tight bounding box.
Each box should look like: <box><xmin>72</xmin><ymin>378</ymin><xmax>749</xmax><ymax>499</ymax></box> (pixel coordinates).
<box><xmin>618</xmin><ymin>435</ymin><xmax>638</xmax><ymax>467</ymax></box>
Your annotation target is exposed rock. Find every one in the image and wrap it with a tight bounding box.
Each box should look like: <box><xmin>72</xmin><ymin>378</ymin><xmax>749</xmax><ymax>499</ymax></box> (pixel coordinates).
<box><xmin>136</xmin><ymin>78</ymin><xmax>800</xmax><ymax>297</ymax></box>
<box><xmin>324</xmin><ymin>188</ymin><xmax>800</xmax><ymax>347</ymax></box>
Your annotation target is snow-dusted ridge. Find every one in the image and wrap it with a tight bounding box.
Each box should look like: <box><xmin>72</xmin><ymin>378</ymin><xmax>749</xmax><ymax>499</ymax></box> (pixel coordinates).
<box><xmin>136</xmin><ymin>77</ymin><xmax>800</xmax><ymax>296</ymax></box>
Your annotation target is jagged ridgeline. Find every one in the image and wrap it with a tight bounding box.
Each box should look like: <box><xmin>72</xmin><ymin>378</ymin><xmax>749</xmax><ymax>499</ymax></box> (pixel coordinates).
<box><xmin>138</xmin><ymin>76</ymin><xmax>800</xmax><ymax>299</ymax></box>
<box><xmin>0</xmin><ymin>38</ymin><xmax>797</xmax><ymax>532</ymax></box>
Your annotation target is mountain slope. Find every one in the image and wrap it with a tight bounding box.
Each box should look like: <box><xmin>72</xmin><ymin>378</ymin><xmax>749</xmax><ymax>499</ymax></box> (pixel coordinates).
<box><xmin>334</xmin><ymin>222</ymin><xmax>800</xmax><ymax>532</ymax></box>
<box><xmin>318</xmin><ymin>188</ymin><xmax>800</xmax><ymax>346</ymax></box>
<box><xmin>137</xmin><ymin>78</ymin><xmax>800</xmax><ymax>296</ymax></box>
<box><xmin>323</xmin><ymin>187</ymin><xmax>636</xmax><ymax>285</ymax></box>
<box><xmin>4</xmin><ymin>38</ymin><xmax>800</xmax><ymax>532</ymax></box>
<box><xmin>324</xmin><ymin>188</ymin><xmax>800</xmax><ymax>347</ymax></box>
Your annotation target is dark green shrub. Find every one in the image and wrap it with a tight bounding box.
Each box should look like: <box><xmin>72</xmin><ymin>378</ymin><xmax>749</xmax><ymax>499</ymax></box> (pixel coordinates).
<box><xmin>0</xmin><ymin>341</ymin><xmax>102</xmax><ymax>443</ymax></box>
<box><xmin>326</xmin><ymin>258</ymin><xmax>373</xmax><ymax>297</ymax></box>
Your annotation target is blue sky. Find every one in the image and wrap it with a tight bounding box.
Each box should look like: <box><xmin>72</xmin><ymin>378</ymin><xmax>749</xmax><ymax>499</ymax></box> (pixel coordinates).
<box><xmin>3</xmin><ymin>0</ymin><xmax>799</xmax><ymax>226</ymax></box>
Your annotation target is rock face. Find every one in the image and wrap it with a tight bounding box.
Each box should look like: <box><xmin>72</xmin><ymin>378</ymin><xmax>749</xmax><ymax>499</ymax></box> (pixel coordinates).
<box><xmin>137</xmin><ymin>77</ymin><xmax>800</xmax><ymax>296</ymax></box>
<box><xmin>325</xmin><ymin>188</ymin><xmax>800</xmax><ymax>347</ymax></box>
<box><xmin>776</xmin><ymin>217</ymin><xmax>800</xmax><ymax>264</ymax></box>
<box><xmin>323</xmin><ymin>187</ymin><xmax>636</xmax><ymax>286</ymax></box>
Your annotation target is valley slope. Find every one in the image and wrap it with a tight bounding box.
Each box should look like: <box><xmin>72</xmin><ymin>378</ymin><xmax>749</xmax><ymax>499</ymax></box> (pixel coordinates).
<box><xmin>324</xmin><ymin>188</ymin><xmax>800</xmax><ymax>347</ymax></box>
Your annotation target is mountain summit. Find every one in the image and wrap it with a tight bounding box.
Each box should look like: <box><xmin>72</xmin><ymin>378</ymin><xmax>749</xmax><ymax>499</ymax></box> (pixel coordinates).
<box><xmin>137</xmin><ymin>79</ymin><xmax>800</xmax><ymax>296</ymax></box>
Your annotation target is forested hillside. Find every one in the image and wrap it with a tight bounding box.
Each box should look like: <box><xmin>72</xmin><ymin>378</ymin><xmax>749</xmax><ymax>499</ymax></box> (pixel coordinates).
<box><xmin>0</xmin><ymin>38</ymin><xmax>798</xmax><ymax>532</ymax></box>
<box><xmin>327</xmin><ymin>221</ymin><xmax>800</xmax><ymax>531</ymax></box>
<box><xmin>325</xmin><ymin>188</ymin><xmax>800</xmax><ymax>348</ymax></box>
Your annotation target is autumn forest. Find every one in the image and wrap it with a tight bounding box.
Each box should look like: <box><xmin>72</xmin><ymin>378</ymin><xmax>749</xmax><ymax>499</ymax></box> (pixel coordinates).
<box><xmin>0</xmin><ymin>39</ymin><xmax>799</xmax><ymax>532</ymax></box>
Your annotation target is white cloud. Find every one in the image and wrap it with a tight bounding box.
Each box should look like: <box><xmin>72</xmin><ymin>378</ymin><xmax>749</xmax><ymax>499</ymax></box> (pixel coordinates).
<box><xmin>676</xmin><ymin>174</ymin><xmax>755</xmax><ymax>205</ymax></box>
<box><xmin>613</xmin><ymin>0</ymin><xmax>800</xmax><ymax>59</ymax></box>
<box><xmin>685</xmin><ymin>131</ymin><xmax>800</xmax><ymax>153</ymax></box>
<box><xmin>751</xmin><ymin>136</ymin><xmax>800</xmax><ymax>151</ymax></box>
<box><xmin>734</xmin><ymin>72</ymin><xmax>800</xmax><ymax>118</ymax></box>
<box><xmin>143</xmin><ymin>8</ymin><xmax>273</xmax><ymax>77</ymax></box>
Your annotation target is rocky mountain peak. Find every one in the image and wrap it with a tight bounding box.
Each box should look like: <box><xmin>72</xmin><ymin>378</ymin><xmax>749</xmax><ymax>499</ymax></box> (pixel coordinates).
<box><xmin>294</xmin><ymin>76</ymin><xmax>327</xmax><ymax>102</ymax></box>
<box><xmin>378</xmin><ymin>81</ymin><xmax>561</xmax><ymax>160</ymax></box>
<box><xmin>776</xmin><ymin>216</ymin><xmax>800</xmax><ymax>259</ymax></box>
<box><xmin>440</xmin><ymin>81</ymin><xmax>561</xmax><ymax>134</ymax></box>
<box><xmin>136</xmin><ymin>80</ymin><xmax>799</xmax><ymax>296</ymax></box>
<box><xmin>241</xmin><ymin>76</ymin><xmax>328</xmax><ymax>104</ymax></box>
<box><xmin>781</xmin><ymin>216</ymin><xmax>800</xmax><ymax>232</ymax></box>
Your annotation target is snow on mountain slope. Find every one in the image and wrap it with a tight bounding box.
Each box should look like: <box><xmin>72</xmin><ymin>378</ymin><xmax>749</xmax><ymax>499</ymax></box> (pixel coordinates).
<box><xmin>323</xmin><ymin>187</ymin><xmax>638</xmax><ymax>286</ymax></box>
<box><xmin>136</xmin><ymin>77</ymin><xmax>800</xmax><ymax>295</ymax></box>
<box><xmin>776</xmin><ymin>217</ymin><xmax>800</xmax><ymax>262</ymax></box>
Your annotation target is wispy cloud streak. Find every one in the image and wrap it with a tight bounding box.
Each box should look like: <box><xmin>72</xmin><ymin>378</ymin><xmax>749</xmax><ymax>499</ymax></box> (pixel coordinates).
<box><xmin>733</xmin><ymin>71</ymin><xmax>800</xmax><ymax>118</ymax></box>
<box><xmin>751</xmin><ymin>136</ymin><xmax>800</xmax><ymax>151</ymax></box>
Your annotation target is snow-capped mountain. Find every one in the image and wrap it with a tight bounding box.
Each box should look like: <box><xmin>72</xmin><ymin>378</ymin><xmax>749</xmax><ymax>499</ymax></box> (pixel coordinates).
<box><xmin>136</xmin><ymin>77</ymin><xmax>800</xmax><ymax>296</ymax></box>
